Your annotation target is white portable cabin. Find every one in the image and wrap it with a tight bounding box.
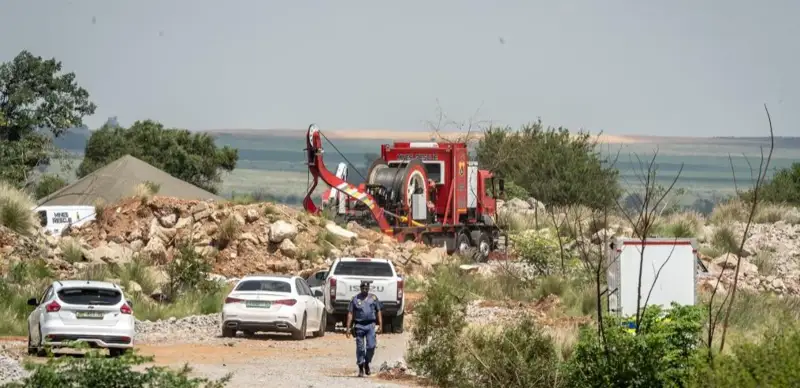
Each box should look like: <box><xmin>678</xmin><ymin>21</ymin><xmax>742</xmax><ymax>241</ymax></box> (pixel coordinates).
<box><xmin>606</xmin><ymin>237</ymin><xmax>698</xmax><ymax>318</ymax></box>
<box><xmin>32</xmin><ymin>205</ymin><xmax>97</xmax><ymax>235</ymax></box>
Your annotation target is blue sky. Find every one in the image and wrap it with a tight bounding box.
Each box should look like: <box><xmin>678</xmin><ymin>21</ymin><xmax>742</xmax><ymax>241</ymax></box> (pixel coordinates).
<box><xmin>1</xmin><ymin>0</ymin><xmax>797</xmax><ymax>136</ymax></box>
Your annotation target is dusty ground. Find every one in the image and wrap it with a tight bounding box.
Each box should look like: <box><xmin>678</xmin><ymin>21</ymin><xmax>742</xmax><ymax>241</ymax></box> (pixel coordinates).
<box><xmin>0</xmin><ymin>331</ymin><xmax>422</xmax><ymax>388</ymax></box>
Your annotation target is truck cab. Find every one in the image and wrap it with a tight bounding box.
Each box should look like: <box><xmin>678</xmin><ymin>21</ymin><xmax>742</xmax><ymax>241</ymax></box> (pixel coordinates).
<box><xmin>321</xmin><ymin>257</ymin><xmax>405</xmax><ymax>333</ymax></box>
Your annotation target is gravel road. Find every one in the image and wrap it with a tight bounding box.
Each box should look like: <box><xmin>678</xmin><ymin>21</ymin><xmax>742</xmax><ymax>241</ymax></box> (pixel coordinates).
<box><xmin>0</xmin><ymin>314</ymin><xmax>422</xmax><ymax>388</ymax></box>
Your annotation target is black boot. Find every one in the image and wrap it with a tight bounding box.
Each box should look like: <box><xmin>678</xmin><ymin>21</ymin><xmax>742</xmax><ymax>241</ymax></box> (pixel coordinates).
<box><xmin>358</xmin><ymin>364</ymin><xmax>365</xmax><ymax>377</ymax></box>
<box><xmin>364</xmin><ymin>363</ymin><xmax>371</xmax><ymax>376</ymax></box>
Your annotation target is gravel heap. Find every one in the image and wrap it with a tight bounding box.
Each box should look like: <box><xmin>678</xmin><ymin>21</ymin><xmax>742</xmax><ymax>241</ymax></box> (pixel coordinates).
<box><xmin>135</xmin><ymin>313</ymin><xmax>221</xmax><ymax>343</ymax></box>
<box><xmin>0</xmin><ymin>353</ymin><xmax>29</xmax><ymax>385</ymax></box>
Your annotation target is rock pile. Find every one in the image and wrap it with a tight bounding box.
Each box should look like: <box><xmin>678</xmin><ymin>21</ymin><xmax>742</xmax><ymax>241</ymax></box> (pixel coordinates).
<box><xmin>698</xmin><ymin>220</ymin><xmax>800</xmax><ymax>295</ymax></box>
<box><xmin>1</xmin><ymin>196</ymin><xmax>447</xmax><ymax>279</ymax></box>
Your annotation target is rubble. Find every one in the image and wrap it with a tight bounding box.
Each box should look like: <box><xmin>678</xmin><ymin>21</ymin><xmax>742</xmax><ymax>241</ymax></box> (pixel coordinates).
<box><xmin>1</xmin><ymin>197</ymin><xmax>448</xmax><ymax>280</ymax></box>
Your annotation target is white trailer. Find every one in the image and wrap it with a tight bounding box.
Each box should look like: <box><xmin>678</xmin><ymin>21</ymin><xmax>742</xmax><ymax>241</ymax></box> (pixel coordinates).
<box><xmin>606</xmin><ymin>238</ymin><xmax>698</xmax><ymax>318</ymax></box>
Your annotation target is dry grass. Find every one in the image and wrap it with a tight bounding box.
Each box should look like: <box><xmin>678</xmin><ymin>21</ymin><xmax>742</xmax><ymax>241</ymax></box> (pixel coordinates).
<box><xmin>217</xmin><ymin>215</ymin><xmax>241</xmax><ymax>246</ymax></box>
<box><xmin>0</xmin><ymin>180</ymin><xmax>39</xmax><ymax>236</ymax></box>
<box><xmin>59</xmin><ymin>237</ymin><xmax>84</xmax><ymax>263</ymax></box>
<box><xmin>657</xmin><ymin>211</ymin><xmax>705</xmax><ymax>238</ymax></box>
<box><xmin>710</xmin><ymin>199</ymin><xmax>800</xmax><ymax>225</ymax></box>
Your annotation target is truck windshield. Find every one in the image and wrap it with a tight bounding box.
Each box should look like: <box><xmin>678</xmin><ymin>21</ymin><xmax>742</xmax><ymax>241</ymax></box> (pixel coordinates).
<box><xmin>333</xmin><ymin>261</ymin><xmax>394</xmax><ymax>277</ymax></box>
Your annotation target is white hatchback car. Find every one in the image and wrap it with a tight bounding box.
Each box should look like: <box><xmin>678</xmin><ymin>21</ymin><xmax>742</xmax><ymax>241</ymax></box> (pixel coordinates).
<box><xmin>221</xmin><ymin>275</ymin><xmax>326</xmax><ymax>340</ymax></box>
<box><xmin>26</xmin><ymin>280</ymin><xmax>135</xmax><ymax>357</ymax></box>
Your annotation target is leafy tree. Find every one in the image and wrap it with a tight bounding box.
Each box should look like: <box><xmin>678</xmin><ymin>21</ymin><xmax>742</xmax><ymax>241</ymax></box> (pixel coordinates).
<box><xmin>476</xmin><ymin>119</ymin><xmax>620</xmax><ymax>209</ymax></box>
<box><xmin>741</xmin><ymin>163</ymin><xmax>800</xmax><ymax>206</ymax></box>
<box><xmin>77</xmin><ymin>120</ymin><xmax>238</xmax><ymax>193</ymax></box>
<box><xmin>0</xmin><ymin>51</ymin><xmax>96</xmax><ymax>188</ymax></box>
<box><xmin>33</xmin><ymin>174</ymin><xmax>67</xmax><ymax>199</ymax></box>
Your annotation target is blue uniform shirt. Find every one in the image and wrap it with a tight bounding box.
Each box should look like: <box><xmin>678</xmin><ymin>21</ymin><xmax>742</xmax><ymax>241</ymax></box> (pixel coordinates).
<box><xmin>349</xmin><ymin>293</ymin><xmax>382</xmax><ymax>323</ymax></box>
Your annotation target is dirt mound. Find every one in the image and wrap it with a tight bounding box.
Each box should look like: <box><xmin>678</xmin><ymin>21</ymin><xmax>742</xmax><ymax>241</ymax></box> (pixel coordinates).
<box><xmin>59</xmin><ymin>196</ymin><xmax>446</xmax><ymax>279</ymax></box>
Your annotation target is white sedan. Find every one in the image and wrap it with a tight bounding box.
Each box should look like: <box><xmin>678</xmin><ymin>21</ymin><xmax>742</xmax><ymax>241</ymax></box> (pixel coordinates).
<box><xmin>27</xmin><ymin>280</ymin><xmax>135</xmax><ymax>357</ymax></box>
<box><xmin>221</xmin><ymin>274</ymin><xmax>326</xmax><ymax>340</ymax></box>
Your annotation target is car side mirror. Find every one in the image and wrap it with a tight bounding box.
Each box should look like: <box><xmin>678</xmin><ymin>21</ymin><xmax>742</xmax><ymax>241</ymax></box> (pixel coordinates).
<box><xmin>313</xmin><ymin>290</ymin><xmax>323</xmax><ymax>297</ymax></box>
<box><xmin>126</xmin><ymin>299</ymin><xmax>134</xmax><ymax>307</ymax></box>
<box><xmin>27</xmin><ymin>298</ymin><xmax>38</xmax><ymax>306</ymax></box>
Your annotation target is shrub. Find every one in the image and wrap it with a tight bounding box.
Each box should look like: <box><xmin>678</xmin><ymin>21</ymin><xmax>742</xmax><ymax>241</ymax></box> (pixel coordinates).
<box><xmin>657</xmin><ymin>211</ymin><xmax>704</xmax><ymax>238</ymax></box>
<box><xmin>710</xmin><ymin>224</ymin><xmax>740</xmax><ymax>255</ymax></box>
<box><xmin>33</xmin><ymin>174</ymin><xmax>67</xmax><ymax>200</ymax></box>
<box><xmin>165</xmin><ymin>243</ymin><xmax>219</xmax><ymax>301</ymax></box>
<box><xmin>406</xmin><ymin>271</ymin><xmax>468</xmax><ymax>387</ymax></box>
<box><xmin>0</xmin><ymin>180</ymin><xmax>38</xmax><ymax>236</ymax></box>
<box><xmin>510</xmin><ymin>229</ymin><xmax>572</xmax><ymax>275</ymax></box>
<box><xmin>463</xmin><ymin>318</ymin><xmax>565</xmax><ymax>388</ymax></box>
<box><xmin>1</xmin><ymin>345</ymin><xmax>231</xmax><ymax>388</ymax></box>
<box><xmin>692</xmin><ymin>327</ymin><xmax>800</xmax><ymax>387</ymax></box>
<box><xmin>741</xmin><ymin>162</ymin><xmax>800</xmax><ymax>207</ymax></box>
<box><xmin>566</xmin><ymin>303</ymin><xmax>705</xmax><ymax>388</ymax></box>
<box><xmin>58</xmin><ymin>238</ymin><xmax>83</xmax><ymax>263</ymax></box>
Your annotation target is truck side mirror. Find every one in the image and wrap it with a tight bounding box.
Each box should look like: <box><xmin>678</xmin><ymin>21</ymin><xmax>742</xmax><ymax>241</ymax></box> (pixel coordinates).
<box><xmin>498</xmin><ymin>179</ymin><xmax>505</xmax><ymax>194</ymax></box>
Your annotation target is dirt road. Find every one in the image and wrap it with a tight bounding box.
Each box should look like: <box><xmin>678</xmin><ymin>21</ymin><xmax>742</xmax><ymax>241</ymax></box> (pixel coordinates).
<box><xmin>0</xmin><ymin>331</ymin><xmax>422</xmax><ymax>388</ymax></box>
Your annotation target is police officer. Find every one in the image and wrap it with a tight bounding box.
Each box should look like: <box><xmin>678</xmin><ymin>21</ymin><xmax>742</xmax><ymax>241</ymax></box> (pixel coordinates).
<box><xmin>345</xmin><ymin>280</ymin><xmax>383</xmax><ymax>377</ymax></box>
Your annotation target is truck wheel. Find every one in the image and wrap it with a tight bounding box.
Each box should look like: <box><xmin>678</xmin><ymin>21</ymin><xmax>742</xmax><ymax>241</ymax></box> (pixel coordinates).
<box><xmin>456</xmin><ymin>232</ymin><xmax>471</xmax><ymax>256</ymax></box>
<box><xmin>325</xmin><ymin>313</ymin><xmax>336</xmax><ymax>332</ymax></box>
<box><xmin>391</xmin><ymin>315</ymin><xmax>405</xmax><ymax>333</ymax></box>
<box><xmin>476</xmin><ymin>232</ymin><xmax>492</xmax><ymax>262</ymax></box>
<box><xmin>382</xmin><ymin>321</ymin><xmax>393</xmax><ymax>334</ymax></box>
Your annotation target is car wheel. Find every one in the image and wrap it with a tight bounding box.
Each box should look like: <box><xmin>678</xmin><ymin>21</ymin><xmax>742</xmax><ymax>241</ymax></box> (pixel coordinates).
<box><xmin>242</xmin><ymin>330</ymin><xmax>255</xmax><ymax>338</ymax></box>
<box><xmin>221</xmin><ymin>326</ymin><xmax>236</xmax><ymax>338</ymax></box>
<box><xmin>36</xmin><ymin>327</ymin><xmax>47</xmax><ymax>357</ymax></box>
<box><xmin>292</xmin><ymin>313</ymin><xmax>307</xmax><ymax>340</ymax></box>
<box><xmin>313</xmin><ymin>312</ymin><xmax>326</xmax><ymax>338</ymax></box>
<box><xmin>391</xmin><ymin>314</ymin><xmax>405</xmax><ymax>334</ymax></box>
<box><xmin>109</xmin><ymin>348</ymin><xmax>129</xmax><ymax>358</ymax></box>
<box><xmin>27</xmin><ymin>331</ymin><xmax>37</xmax><ymax>356</ymax></box>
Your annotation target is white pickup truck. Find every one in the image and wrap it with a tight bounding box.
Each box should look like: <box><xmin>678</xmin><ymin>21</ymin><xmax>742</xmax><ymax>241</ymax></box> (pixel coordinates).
<box><xmin>321</xmin><ymin>257</ymin><xmax>405</xmax><ymax>333</ymax></box>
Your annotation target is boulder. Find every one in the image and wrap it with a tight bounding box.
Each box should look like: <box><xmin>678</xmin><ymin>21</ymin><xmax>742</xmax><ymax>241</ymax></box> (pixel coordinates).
<box><xmin>85</xmin><ymin>242</ymin><xmax>133</xmax><ymax>265</ymax></box>
<box><xmin>269</xmin><ymin>220</ymin><xmax>298</xmax><ymax>243</ymax></box>
<box><xmin>325</xmin><ymin>222</ymin><xmax>356</xmax><ymax>240</ymax></box>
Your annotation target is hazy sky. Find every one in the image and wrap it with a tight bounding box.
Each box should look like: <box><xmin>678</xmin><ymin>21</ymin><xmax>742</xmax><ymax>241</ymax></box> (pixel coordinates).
<box><xmin>1</xmin><ymin>0</ymin><xmax>798</xmax><ymax>137</ymax></box>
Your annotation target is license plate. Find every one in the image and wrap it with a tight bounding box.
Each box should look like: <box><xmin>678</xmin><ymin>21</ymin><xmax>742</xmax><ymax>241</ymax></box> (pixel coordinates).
<box><xmin>245</xmin><ymin>301</ymin><xmax>271</xmax><ymax>308</ymax></box>
<box><xmin>76</xmin><ymin>311</ymin><xmax>104</xmax><ymax>319</ymax></box>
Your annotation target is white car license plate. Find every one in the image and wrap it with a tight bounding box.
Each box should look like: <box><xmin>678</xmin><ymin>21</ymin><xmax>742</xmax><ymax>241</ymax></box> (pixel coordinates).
<box><xmin>245</xmin><ymin>301</ymin><xmax>271</xmax><ymax>308</ymax></box>
<box><xmin>76</xmin><ymin>311</ymin><xmax>104</xmax><ymax>319</ymax></box>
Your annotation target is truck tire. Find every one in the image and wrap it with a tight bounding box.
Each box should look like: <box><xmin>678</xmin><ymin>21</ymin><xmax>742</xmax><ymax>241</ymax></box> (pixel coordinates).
<box><xmin>455</xmin><ymin>232</ymin><xmax>471</xmax><ymax>256</ymax></box>
<box><xmin>391</xmin><ymin>314</ymin><xmax>404</xmax><ymax>333</ymax></box>
<box><xmin>476</xmin><ymin>232</ymin><xmax>492</xmax><ymax>262</ymax></box>
<box><xmin>325</xmin><ymin>313</ymin><xmax>337</xmax><ymax>332</ymax></box>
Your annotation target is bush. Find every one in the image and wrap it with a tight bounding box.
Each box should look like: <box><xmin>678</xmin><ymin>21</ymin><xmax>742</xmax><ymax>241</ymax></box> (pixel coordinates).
<box><xmin>33</xmin><ymin>174</ymin><xmax>67</xmax><ymax>200</ymax></box>
<box><xmin>741</xmin><ymin>162</ymin><xmax>800</xmax><ymax>207</ymax></box>
<box><xmin>165</xmin><ymin>243</ymin><xmax>220</xmax><ymax>301</ymax></box>
<box><xmin>657</xmin><ymin>211</ymin><xmax>704</xmax><ymax>238</ymax></box>
<box><xmin>566</xmin><ymin>303</ymin><xmax>705</xmax><ymax>388</ymax></box>
<box><xmin>463</xmin><ymin>318</ymin><xmax>565</xmax><ymax>388</ymax></box>
<box><xmin>693</xmin><ymin>327</ymin><xmax>800</xmax><ymax>387</ymax></box>
<box><xmin>1</xmin><ymin>345</ymin><xmax>231</xmax><ymax>388</ymax></box>
<box><xmin>406</xmin><ymin>271</ymin><xmax>468</xmax><ymax>387</ymax></box>
<box><xmin>0</xmin><ymin>180</ymin><xmax>38</xmax><ymax>236</ymax></box>
<box><xmin>510</xmin><ymin>229</ymin><xmax>573</xmax><ymax>275</ymax></box>
<box><xmin>407</xmin><ymin>266</ymin><xmax>567</xmax><ymax>388</ymax></box>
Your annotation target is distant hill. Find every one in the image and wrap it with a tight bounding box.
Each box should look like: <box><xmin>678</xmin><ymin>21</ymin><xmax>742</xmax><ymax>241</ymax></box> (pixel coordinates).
<box><xmin>48</xmin><ymin>126</ymin><xmax>800</xmax><ymax>154</ymax></box>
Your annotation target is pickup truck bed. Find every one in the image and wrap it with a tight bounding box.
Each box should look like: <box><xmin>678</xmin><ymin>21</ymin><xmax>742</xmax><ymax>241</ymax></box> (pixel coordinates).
<box><xmin>322</xmin><ymin>258</ymin><xmax>405</xmax><ymax>333</ymax></box>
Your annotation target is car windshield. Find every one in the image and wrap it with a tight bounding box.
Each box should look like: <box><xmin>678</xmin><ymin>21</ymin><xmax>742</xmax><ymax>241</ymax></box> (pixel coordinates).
<box><xmin>333</xmin><ymin>261</ymin><xmax>394</xmax><ymax>277</ymax></box>
<box><xmin>235</xmin><ymin>280</ymin><xmax>292</xmax><ymax>292</ymax></box>
<box><xmin>57</xmin><ymin>288</ymin><xmax>122</xmax><ymax>306</ymax></box>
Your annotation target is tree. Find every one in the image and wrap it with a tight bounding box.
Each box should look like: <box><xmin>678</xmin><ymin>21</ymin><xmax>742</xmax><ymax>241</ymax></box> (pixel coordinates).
<box><xmin>77</xmin><ymin>120</ymin><xmax>238</xmax><ymax>193</ymax></box>
<box><xmin>741</xmin><ymin>162</ymin><xmax>800</xmax><ymax>206</ymax></box>
<box><xmin>34</xmin><ymin>174</ymin><xmax>67</xmax><ymax>199</ymax></box>
<box><xmin>0</xmin><ymin>50</ymin><xmax>96</xmax><ymax>187</ymax></box>
<box><xmin>476</xmin><ymin>119</ymin><xmax>621</xmax><ymax>209</ymax></box>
